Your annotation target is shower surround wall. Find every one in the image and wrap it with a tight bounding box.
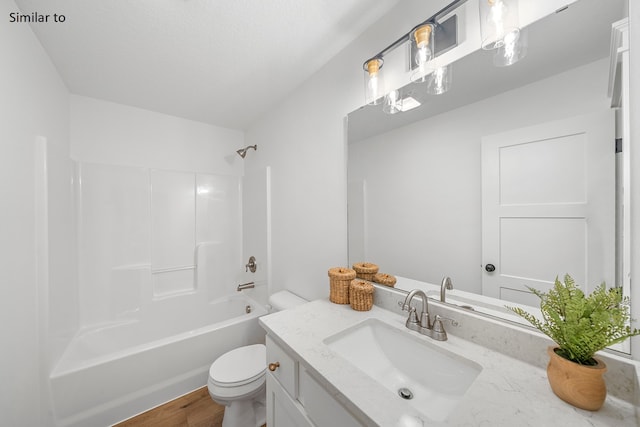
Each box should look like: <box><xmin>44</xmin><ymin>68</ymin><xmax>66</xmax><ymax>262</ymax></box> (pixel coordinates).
<box><xmin>76</xmin><ymin>162</ymin><xmax>241</xmax><ymax>323</ymax></box>
<box><xmin>69</xmin><ymin>93</ymin><xmax>245</xmax><ymax>338</ymax></box>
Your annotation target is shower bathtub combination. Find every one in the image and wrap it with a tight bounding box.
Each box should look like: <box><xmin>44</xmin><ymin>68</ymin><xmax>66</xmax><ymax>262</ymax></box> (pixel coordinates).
<box><xmin>50</xmin><ymin>293</ymin><xmax>267</xmax><ymax>427</ymax></box>
<box><xmin>47</xmin><ymin>160</ymin><xmax>271</xmax><ymax>425</ymax></box>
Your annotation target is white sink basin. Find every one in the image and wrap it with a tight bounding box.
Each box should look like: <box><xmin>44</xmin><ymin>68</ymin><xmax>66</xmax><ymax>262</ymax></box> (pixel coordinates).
<box><xmin>323</xmin><ymin>318</ymin><xmax>482</xmax><ymax>422</ymax></box>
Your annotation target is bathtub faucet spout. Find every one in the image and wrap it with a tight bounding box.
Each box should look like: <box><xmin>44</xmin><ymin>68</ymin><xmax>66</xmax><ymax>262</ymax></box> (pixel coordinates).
<box><xmin>237</xmin><ymin>282</ymin><xmax>255</xmax><ymax>292</ymax></box>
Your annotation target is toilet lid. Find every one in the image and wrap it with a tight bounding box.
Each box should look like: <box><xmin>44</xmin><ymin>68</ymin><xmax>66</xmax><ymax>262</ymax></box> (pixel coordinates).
<box><xmin>209</xmin><ymin>344</ymin><xmax>266</xmax><ymax>386</ymax></box>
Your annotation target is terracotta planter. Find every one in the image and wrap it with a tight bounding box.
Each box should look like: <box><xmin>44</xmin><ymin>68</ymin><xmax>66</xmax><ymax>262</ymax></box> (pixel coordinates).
<box><xmin>546</xmin><ymin>346</ymin><xmax>607</xmax><ymax>411</ymax></box>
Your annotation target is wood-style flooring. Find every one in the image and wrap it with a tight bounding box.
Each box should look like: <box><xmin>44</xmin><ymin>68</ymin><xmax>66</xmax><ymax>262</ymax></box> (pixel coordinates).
<box><xmin>114</xmin><ymin>387</ymin><xmax>225</xmax><ymax>427</ymax></box>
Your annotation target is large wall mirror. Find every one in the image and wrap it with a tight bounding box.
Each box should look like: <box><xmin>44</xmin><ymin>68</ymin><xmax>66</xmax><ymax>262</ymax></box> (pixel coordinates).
<box><xmin>347</xmin><ymin>0</ymin><xmax>629</xmax><ymax>325</ymax></box>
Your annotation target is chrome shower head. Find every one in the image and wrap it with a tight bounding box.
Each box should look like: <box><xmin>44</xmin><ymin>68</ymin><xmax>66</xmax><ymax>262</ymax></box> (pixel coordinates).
<box><xmin>236</xmin><ymin>145</ymin><xmax>257</xmax><ymax>158</ymax></box>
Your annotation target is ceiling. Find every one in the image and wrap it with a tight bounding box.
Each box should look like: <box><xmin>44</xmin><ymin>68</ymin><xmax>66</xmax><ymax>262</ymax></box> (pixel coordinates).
<box><xmin>15</xmin><ymin>0</ymin><xmax>400</xmax><ymax>130</ymax></box>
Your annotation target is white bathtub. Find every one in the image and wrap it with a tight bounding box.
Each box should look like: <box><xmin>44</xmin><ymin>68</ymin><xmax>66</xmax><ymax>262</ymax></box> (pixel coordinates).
<box><xmin>50</xmin><ymin>294</ymin><xmax>268</xmax><ymax>427</ymax></box>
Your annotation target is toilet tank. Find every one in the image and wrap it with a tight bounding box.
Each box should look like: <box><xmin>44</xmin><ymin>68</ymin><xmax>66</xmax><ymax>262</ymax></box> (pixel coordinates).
<box><xmin>268</xmin><ymin>290</ymin><xmax>307</xmax><ymax>312</ymax></box>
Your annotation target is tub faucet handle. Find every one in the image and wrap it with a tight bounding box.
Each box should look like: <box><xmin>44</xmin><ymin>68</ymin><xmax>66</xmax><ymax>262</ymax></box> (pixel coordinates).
<box><xmin>245</xmin><ymin>256</ymin><xmax>257</xmax><ymax>273</ymax></box>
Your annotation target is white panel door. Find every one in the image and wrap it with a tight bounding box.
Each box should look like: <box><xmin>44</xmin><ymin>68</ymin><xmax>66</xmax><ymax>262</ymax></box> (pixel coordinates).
<box><xmin>481</xmin><ymin>111</ymin><xmax>614</xmax><ymax>305</ymax></box>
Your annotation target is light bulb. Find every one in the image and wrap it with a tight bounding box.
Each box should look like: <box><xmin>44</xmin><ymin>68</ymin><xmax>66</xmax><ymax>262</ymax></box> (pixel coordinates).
<box><xmin>383</xmin><ymin>90</ymin><xmax>402</xmax><ymax>115</ymax></box>
<box><xmin>427</xmin><ymin>65</ymin><xmax>452</xmax><ymax>95</ymax></box>
<box><xmin>364</xmin><ymin>58</ymin><xmax>385</xmax><ymax>105</ymax></box>
<box><xmin>368</xmin><ymin>75</ymin><xmax>381</xmax><ymax>100</ymax></box>
<box><xmin>488</xmin><ymin>0</ymin><xmax>508</xmax><ymax>48</ymax></box>
<box><xmin>410</xmin><ymin>24</ymin><xmax>434</xmax><ymax>83</ymax></box>
<box><xmin>480</xmin><ymin>0</ymin><xmax>521</xmax><ymax>51</ymax></box>
<box><xmin>413</xmin><ymin>24</ymin><xmax>433</xmax><ymax>67</ymax></box>
<box><xmin>493</xmin><ymin>27</ymin><xmax>527</xmax><ymax>66</ymax></box>
<box><xmin>415</xmin><ymin>44</ymin><xmax>433</xmax><ymax>67</ymax></box>
<box><xmin>502</xmin><ymin>30</ymin><xmax>519</xmax><ymax>60</ymax></box>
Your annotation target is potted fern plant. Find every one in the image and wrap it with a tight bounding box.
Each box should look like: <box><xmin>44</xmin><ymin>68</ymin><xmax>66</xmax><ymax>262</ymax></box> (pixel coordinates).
<box><xmin>507</xmin><ymin>274</ymin><xmax>639</xmax><ymax>411</ymax></box>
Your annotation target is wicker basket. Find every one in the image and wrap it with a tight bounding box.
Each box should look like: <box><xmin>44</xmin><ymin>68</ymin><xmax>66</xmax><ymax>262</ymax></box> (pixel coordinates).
<box><xmin>349</xmin><ymin>279</ymin><xmax>374</xmax><ymax>311</ymax></box>
<box><xmin>373</xmin><ymin>273</ymin><xmax>397</xmax><ymax>287</ymax></box>
<box><xmin>328</xmin><ymin>267</ymin><xmax>356</xmax><ymax>304</ymax></box>
<box><xmin>352</xmin><ymin>262</ymin><xmax>379</xmax><ymax>281</ymax></box>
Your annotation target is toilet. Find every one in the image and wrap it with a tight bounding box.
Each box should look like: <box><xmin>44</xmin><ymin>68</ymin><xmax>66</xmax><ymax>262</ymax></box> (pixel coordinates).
<box><xmin>207</xmin><ymin>290</ymin><xmax>307</xmax><ymax>427</ymax></box>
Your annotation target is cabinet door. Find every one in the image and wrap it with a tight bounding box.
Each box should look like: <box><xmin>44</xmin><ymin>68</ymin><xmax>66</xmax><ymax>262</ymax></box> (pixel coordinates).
<box><xmin>266</xmin><ymin>374</ymin><xmax>314</xmax><ymax>427</ymax></box>
<box><xmin>298</xmin><ymin>367</ymin><xmax>364</xmax><ymax>427</ymax></box>
<box><xmin>266</xmin><ymin>336</ymin><xmax>297</xmax><ymax>397</ymax></box>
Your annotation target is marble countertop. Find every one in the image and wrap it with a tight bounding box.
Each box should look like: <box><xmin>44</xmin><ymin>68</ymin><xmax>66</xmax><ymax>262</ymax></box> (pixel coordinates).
<box><xmin>259</xmin><ymin>298</ymin><xmax>638</xmax><ymax>427</ymax></box>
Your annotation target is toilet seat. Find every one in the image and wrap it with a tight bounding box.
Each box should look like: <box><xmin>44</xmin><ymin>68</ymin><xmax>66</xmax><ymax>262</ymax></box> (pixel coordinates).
<box><xmin>209</xmin><ymin>344</ymin><xmax>266</xmax><ymax>387</ymax></box>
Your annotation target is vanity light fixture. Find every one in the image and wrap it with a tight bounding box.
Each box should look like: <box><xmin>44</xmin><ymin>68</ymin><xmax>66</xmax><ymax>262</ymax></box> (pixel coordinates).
<box><xmin>410</xmin><ymin>24</ymin><xmax>435</xmax><ymax>83</ymax></box>
<box><xmin>479</xmin><ymin>0</ymin><xmax>527</xmax><ymax>66</ymax></box>
<box><xmin>361</xmin><ymin>0</ymin><xmax>464</xmax><ymax>106</ymax></box>
<box><xmin>361</xmin><ymin>0</ymin><xmax>528</xmax><ymax>109</ymax></box>
<box><xmin>411</xmin><ymin>23</ymin><xmax>454</xmax><ymax>95</ymax></box>
<box><xmin>364</xmin><ymin>57</ymin><xmax>385</xmax><ymax>105</ymax></box>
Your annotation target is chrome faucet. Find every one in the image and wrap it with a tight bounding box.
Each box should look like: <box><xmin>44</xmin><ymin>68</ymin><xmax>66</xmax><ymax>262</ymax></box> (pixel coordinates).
<box><xmin>401</xmin><ymin>289</ymin><xmax>431</xmax><ymax>334</ymax></box>
<box><xmin>440</xmin><ymin>276</ymin><xmax>453</xmax><ymax>302</ymax></box>
<box><xmin>401</xmin><ymin>289</ymin><xmax>452</xmax><ymax>341</ymax></box>
<box><xmin>237</xmin><ymin>281</ymin><xmax>255</xmax><ymax>292</ymax></box>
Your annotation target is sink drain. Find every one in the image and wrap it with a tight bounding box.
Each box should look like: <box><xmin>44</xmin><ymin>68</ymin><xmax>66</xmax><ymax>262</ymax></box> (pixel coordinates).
<box><xmin>398</xmin><ymin>387</ymin><xmax>414</xmax><ymax>400</ymax></box>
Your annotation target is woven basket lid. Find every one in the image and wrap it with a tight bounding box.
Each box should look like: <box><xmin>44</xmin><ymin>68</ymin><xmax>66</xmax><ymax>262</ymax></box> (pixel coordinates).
<box><xmin>350</xmin><ymin>279</ymin><xmax>374</xmax><ymax>294</ymax></box>
<box><xmin>373</xmin><ymin>273</ymin><xmax>397</xmax><ymax>286</ymax></box>
<box><xmin>328</xmin><ymin>267</ymin><xmax>356</xmax><ymax>279</ymax></box>
<box><xmin>352</xmin><ymin>262</ymin><xmax>379</xmax><ymax>273</ymax></box>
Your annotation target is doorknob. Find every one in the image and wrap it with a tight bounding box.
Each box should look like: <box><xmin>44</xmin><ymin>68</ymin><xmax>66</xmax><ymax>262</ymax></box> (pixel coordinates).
<box><xmin>485</xmin><ymin>264</ymin><xmax>496</xmax><ymax>272</ymax></box>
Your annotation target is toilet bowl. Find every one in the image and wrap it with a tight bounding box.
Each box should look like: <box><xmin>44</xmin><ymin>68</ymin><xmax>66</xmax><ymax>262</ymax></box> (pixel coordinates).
<box><xmin>207</xmin><ymin>290</ymin><xmax>306</xmax><ymax>427</ymax></box>
<box><xmin>207</xmin><ymin>344</ymin><xmax>267</xmax><ymax>427</ymax></box>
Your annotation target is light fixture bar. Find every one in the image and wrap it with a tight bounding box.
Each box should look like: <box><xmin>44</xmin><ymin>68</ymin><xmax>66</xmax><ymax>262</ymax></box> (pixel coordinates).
<box><xmin>362</xmin><ymin>0</ymin><xmax>468</xmax><ymax>69</ymax></box>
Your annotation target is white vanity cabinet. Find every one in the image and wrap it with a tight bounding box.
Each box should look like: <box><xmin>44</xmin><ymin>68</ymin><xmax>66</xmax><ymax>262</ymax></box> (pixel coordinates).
<box><xmin>265</xmin><ymin>335</ymin><xmax>364</xmax><ymax>427</ymax></box>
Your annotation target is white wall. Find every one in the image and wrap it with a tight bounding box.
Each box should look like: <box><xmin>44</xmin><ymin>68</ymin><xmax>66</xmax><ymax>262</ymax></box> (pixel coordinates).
<box><xmin>1</xmin><ymin>0</ymin><xmax>72</xmax><ymax>425</ymax></box>
<box><xmin>70</xmin><ymin>95</ymin><xmax>244</xmax><ymax>174</ymax></box>
<box><xmin>349</xmin><ymin>59</ymin><xmax>611</xmax><ymax>294</ymax></box>
<box><xmin>243</xmin><ymin>1</ymin><xmax>453</xmax><ymax>302</ymax></box>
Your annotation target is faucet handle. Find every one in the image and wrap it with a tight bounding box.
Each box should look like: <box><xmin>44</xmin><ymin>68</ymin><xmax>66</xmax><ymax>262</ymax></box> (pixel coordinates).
<box><xmin>431</xmin><ymin>315</ymin><xmax>452</xmax><ymax>341</ymax></box>
<box><xmin>407</xmin><ymin>306</ymin><xmax>419</xmax><ymax>324</ymax></box>
<box><xmin>434</xmin><ymin>314</ymin><xmax>459</xmax><ymax>327</ymax></box>
<box><xmin>432</xmin><ymin>318</ymin><xmax>445</xmax><ymax>333</ymax></box>
<box><xmin>431</xmin><ymin>319</ymin><xmax>447</xmax><ymax>341</ymax></box>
